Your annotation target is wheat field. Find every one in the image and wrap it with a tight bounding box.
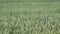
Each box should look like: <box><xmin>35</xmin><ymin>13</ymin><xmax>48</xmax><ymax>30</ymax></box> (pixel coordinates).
<box><xmin>0</xmin><ymin>0</ymin><xmax>60</xmax><ymax>34</ymax></box>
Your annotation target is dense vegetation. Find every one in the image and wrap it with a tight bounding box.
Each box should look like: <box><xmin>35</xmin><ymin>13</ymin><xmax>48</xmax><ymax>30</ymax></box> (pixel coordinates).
<box><xmin>0</xmin><ymin>0</ymin><xmax>60</xmax><ymax>2</ymax></box>
<box><xmin>0</xmin><ymin>1</ymin><xmax>60</xmax><ymax>34</ymax></box>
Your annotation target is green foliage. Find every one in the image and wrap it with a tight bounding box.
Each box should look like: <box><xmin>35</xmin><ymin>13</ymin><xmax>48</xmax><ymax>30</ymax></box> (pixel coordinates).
<box><xmin>0</xmin><ymin>2</ymin><xmax>60</xmax><ymax>34</ymax></box>
<box><xmin>0</xmin><ymin>0</ymin><xmax>60</xmax><ymax>2</ymax></box>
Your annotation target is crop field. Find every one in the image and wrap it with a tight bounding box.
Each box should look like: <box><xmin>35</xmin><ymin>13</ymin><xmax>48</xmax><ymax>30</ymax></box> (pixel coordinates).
<box><xmin>0</xmin><ymin>0</ymin><xmax>60</xmax><ymax>34</ymax></box>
